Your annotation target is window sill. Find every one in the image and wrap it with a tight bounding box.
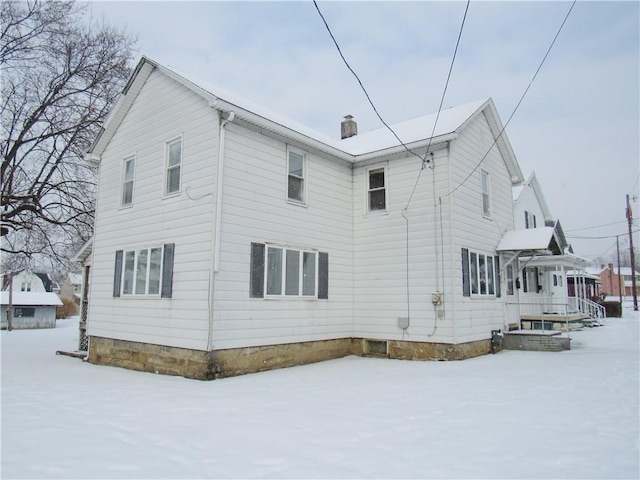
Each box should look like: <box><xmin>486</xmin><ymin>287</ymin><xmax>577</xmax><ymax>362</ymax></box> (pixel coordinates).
<box><xmin>118</xmin><ymin>204</ymin><xmax>134</xmax><ymax>211</ymax></box>
<box><xmin>286</xmin><ymin>199</ymin><xmax>308</xmax><ymax>208</ymax></box>
<box><xmin>162</xmin><ymin>191</ymin><xmax>181</xmax><ymax>201</ymax></box>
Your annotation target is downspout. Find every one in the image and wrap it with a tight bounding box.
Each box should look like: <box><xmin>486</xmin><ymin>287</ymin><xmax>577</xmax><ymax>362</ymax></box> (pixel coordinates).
<box><xmin>208</xmin><ymin>109</ymin><xmax>234</xmax><ymax>351</ymax></box>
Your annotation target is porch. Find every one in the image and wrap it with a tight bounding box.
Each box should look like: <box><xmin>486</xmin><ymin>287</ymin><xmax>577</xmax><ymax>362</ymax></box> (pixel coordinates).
<box><xmin>508</xmin><ymin>296</ymin><xmax>603</xmax><ymax>332</ymax></box>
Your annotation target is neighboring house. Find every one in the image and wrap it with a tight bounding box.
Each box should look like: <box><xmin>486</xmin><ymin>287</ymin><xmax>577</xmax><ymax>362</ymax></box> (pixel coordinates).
<box><xmin>82</xmin><ymin>56</ymin><xmax>526</xmax><ymax>379</ymax></box>
<box><xmin>1</xmin><ymin>270</ymin><xmax>54</xmax><ymax>293</ymax></box>
<box><xmin>60</xmin><ymin>273</ymin><xmax>84</xmax><ymax>303</ymax></box>
<box><xmin>1</xmin><ymin>291</ymin><xmax>62</xmax><ymax>329</ymax></box>
<box><xmin>497</xmin><ymin>172</ymin><xmax>601</xmax><ymax>327</ymax></box>
<box><xmin>600</xmin><ymin>265</ymin><xmax>640</xmax><ymax>297</ymax></box>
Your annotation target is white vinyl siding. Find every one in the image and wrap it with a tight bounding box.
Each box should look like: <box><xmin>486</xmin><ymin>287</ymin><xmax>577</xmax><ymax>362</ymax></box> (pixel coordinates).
<box><xmin>210</xmin><ymin>123</ymin><xmax>351</xmax><ymax>349</ymax></box>
<box><xmin>89</xmin><ymin>70</ymin><xmax>216</xmax><ymax>350</ymax></box>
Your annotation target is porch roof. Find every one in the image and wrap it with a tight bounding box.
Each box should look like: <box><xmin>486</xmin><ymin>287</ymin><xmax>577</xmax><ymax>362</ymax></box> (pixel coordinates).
<box><xmin>496</xmin><ymin>227</ymin><xmax>559</xmax><ymax>254</ymax></box>
<box><xmin>519</xmin><ymin>253</ymin><xmax>592</xmax><ymax>269</ymax></box>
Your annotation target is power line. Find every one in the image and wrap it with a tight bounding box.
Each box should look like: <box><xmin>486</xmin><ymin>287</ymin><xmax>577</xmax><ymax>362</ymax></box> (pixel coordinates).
<box><xmin>313</xmin><ymin>0</ymin><xmax>424</xmax><ymax>162</ymax></box>
<box><xmin>443</xmin><ymin>0</ymin><xmax>577</xmax><ymax>199</ymax></box>
<box><xmin>566</xmin><ymin>229</ymin><xmax>640</xmax><ymax>240</ymax></box>
<box><xmin>403</xmin><ymin>0</ymin><xmax>470</xmax><ymax>211</ymax></box>
<box><xmin>566</xmin><ymin>219</ymin><xmax>636</xmax><ymax>233</ymax></box>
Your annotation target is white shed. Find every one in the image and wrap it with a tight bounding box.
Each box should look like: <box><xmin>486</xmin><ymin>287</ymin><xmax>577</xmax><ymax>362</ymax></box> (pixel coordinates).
<box><xmin>1</xmin><ymin>292</ymin><xmax>62</xmax><ymax>329</ymax></box>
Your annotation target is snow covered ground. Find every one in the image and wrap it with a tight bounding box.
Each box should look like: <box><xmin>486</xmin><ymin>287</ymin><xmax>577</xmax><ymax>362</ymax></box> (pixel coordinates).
<box><xmin>2</xmin><ymin>305</ymin><xmax>638</xmax><ymax>479</ymax></box>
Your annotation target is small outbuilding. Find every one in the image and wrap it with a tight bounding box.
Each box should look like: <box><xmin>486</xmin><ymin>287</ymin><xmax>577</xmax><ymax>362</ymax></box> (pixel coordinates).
<box><xmin>1</xmin><ymin>292</ymin><xmax>63</xmax><ymax>329</ymax></box>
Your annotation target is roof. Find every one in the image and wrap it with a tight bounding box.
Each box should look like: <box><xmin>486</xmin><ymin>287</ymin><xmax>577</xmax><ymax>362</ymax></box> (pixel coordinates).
<box><xmin>496</xmin><ymin>227</ymin><xmax>558</xmax><ymax>252</ymax></box>
<box><xmin>0</xmin><ymin>292</ymin><xmax>63</xmax><ymax>306</ymax></box>
<box><xmin>87</xmin><ymin>56</ymin><xmax>524</xmax><ymax>183</ymax></box>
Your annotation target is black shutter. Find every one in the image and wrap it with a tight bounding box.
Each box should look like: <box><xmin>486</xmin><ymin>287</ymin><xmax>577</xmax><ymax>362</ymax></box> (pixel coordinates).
<box><xmin>318</xmin><ymin>252</ymin><xmax>329</xmax><ymax>299</ymax></box>
<box><xmin>161</xmin><ymin>243</ymin><xmax>175</xmax><ymax>298</ymax></box>
<box><xmin>525</xmin><ymin>211</ymin><xmax>529</xmax><ymax>229</ymax></box>
<box><xmin>495</xmin><ymin>255</ymin><xmax>501</xmax><ymax>298</ymax></box>
<box><xmin>250</xmin><ymin>243</ymin><xmax>265</xmax><ymax>298</ymax></box>
<box><xmin>113</xmin><ymin>250</ymin><xmax>123</xmax><ymax>297</ymax></box>
<box><xmin>462</xmin><ymin>248</ymin><xmax>470</xmax><ymax>297</ymax></box>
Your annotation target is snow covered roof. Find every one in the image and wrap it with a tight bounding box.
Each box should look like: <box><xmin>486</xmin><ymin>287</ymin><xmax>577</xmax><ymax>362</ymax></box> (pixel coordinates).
<box><xmin>87</xmin><ymin>56</ymin><xmax>524</xmax><ymax>183</ymax></box>
<box><xmin>0</xmin><ymin>292</ymin><xmax>63</xmax><ymax>306</ymax></box>
<box><xmin>496</xmin><ymin>227</ymin><xmax>557</xmax><ymax>252</ymax></box>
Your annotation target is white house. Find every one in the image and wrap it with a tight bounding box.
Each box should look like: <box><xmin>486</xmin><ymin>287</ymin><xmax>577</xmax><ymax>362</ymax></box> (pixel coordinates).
<box><xmin>83</xmin><ymin>56</ymin><xmax>526</xmax><ymax>379</ymax></box>
<box><xmin>498</xmin><ymin>172</ymin><xmax>602</xmax><ymax>328</ymax></box>
<box><xmin>2</xmin><ymin>270</ymin><xmax>54</xmax><ymax>293</ymax></box>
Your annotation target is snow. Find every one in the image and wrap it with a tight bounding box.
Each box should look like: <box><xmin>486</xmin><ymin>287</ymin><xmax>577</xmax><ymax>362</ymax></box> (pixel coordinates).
<box><xmin>2</xmin><ymin>306</ymin><xmax>638</xmax><ymax>479</ymax></box>
<box><xmin>496</xmin><ymin>226</ymin><xmax>555</xmax><ymax>252</ymax></box>
<box><xmin>162</xmin><ymin>59</ymin><xmax>485</xmax><ymax>156</ymax></box>
<box><xmin>0</xmin><ymin>291</ymin><xmax>62</xmax><ymax>306</ymax></box>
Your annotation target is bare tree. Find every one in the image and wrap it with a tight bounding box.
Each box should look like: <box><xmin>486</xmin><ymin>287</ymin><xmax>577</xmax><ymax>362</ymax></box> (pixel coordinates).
<box><xmin>1</xmin><ymin>0</ymin><xmax>136</xmax><ymax>271</ymax></box>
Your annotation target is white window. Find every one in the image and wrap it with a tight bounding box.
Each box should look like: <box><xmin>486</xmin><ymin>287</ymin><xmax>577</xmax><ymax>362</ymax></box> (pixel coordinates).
<box><xmin>525</xmin><ymin>211</ymin><xmax>537</xmax><ymax>229</ymax></box>
<box><xmin>367</xmin><ymin>164</ymin><xmax>387</xmax><ymax>212</ymax></box>
<box><xmin>119</xmin><ymin>247</ymin><xmax>163</xmax><ymax>296</ymax></box>
<box><xmin>462</xmin><ymin>248</ymin><xmax>499</xmax><ymax>297</ymax></box>
<box><xmin>121</xmin><ymin>156</ymin><xmax>135</xmax><ymax>206</ymax></box>
<box><xmin>481</xmin><ymin>169</ymin><xmax>491</xmax><ymax>217</ymax></box>
<box><xmin>265</xmin><ymin>246</ymin><xmax>317</xmax><ymax>298</ymax></box>
<box><xmin>165</xmin><ymin>137</ymin><xmax>182</xmax><ymax>195</ymax></box>
<box><xmin>506</xmin><ymin>263</ymin><xmax>514</xmax><ymax>296</ymax></box>
<box><xmin>20</xmin><ymin>282</ymin><xmax>31</xmax><ymax>292</ymax></box>
<box><xmin>287</xmin><ymin>148</ymin><xmax>306</xmax><ymax>203</ymax></box>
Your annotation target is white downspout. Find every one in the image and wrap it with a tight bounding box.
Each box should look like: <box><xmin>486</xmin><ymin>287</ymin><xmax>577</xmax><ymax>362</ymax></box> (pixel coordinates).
<box><xmin>214</xmin><ymin>111</ymin><xmax>234</xmax><ymax>273</ymax></box>
<box><xmin>208</xmin><ymin>109</ymin><xmax>234</xmax><ymax>351</ymax></box>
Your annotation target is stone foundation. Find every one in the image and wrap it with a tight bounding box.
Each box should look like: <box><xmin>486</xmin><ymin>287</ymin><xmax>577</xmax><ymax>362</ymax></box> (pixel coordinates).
<box><xmin>88</xmin><ymin>335</ymin><xmax>495</xmax><ymax>380</ymax></box>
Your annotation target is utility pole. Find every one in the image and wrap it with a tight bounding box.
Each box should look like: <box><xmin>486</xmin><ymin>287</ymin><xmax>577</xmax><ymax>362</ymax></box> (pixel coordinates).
<box><xmin>627</xmin><ymin>194</ymin><xmax>638</xmax><ymax>311</ymax></box>
<box><xmin>6</xmin><ymin>272</ymin><xmax>13</xmax><ymax>331</ymax></box>
<box><xmin>617</xmin><ymin>236</ymin><xmax>623</xmax><ymax>305</ymax></box>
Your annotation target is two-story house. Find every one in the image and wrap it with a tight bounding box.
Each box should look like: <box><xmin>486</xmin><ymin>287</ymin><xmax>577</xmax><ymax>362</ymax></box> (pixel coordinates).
<box><xmin>83</xmin><ymin>56</ymin><xmax>526</xmax><ymax>379</ymax></box>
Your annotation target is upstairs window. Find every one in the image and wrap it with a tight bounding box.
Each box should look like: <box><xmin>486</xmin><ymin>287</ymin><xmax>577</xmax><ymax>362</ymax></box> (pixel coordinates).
<box><xmin>287</xmin><ymin>148</ymin><xmax>306</xmax><ymax>203</ymax></box>
<box><xmin>367</xmin><ymin>165</ymin><xmax>387</xmax><ymax>212</ymax></box>
<box><xmin>481</xmin><ymin>170</ymin><xmax>491</xmax><ymax>217</ymax></box>
<box><xmin>525</xmin><ymin>211</ymin><xmax>537</xmax><ymax>229</ymax></box>
<box><xmin>20</xmin><ymin>282</ymin><xmax>31</xmax><ymax>292</ymax></box>
<box><xmin>121</xmin><ymin>156</ymin><xmax>135</xmax><ymax>206</ymax></box>
<box><xmin>165</xmin><ymin>137</ymin><xmax>182</xmax><ymax>195</ymax></box>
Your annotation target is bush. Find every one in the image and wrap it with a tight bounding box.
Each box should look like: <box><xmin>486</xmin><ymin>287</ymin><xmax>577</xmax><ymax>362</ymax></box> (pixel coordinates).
<box><xmin>57</xmin><ymin>296</ymin><xmax>78</xmax><ymax>319</ymax></box>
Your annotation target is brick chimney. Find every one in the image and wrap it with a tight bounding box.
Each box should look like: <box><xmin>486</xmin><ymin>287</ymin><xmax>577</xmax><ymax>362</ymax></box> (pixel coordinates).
<box><xmin>341</xmin><ymin>115</ymin><xmax>357</xmax><ymax>139</ymax></box>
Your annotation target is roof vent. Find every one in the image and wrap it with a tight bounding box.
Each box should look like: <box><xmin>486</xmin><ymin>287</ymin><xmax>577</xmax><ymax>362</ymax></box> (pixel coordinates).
<box><xmin>341</xmin><ymin>115</ymin><xmax>357</xmax><ymax>139</ymax></box>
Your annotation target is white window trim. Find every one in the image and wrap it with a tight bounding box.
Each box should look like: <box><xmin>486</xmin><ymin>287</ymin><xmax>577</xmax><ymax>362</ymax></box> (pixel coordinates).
<box><xmin>121</xmin><ymin>246</ymin><xmax>164</xmax><ymax>297</ymax></box>
<box><xmin>365</xmin><ymin>163</ymin><xmax>389</xmax><ymax>215</ymax></box>
<box><xmin>481</xmin><ymin>169</ymin><xmax>491</xmax><ymax>218</ymax></box>
<box><xmin>264</xmin><ymin>244</ymin><xmax>319</xmax><ymax>299</ymax></box>
<box><xmin>164</xmin><ymin>135</ymin><xmax>183</xmax><ymax>197</ymax></box>
<box><xmin>467</xmin><ymin>249</ymin><xmax>497</xmax><ymax>298</ymax></box>
<box><xmin>120</xmin><ymin>154</ymin><xmax>135</xmax><ymax>208</ymax></box>
<box><xmin>286</xmin><ymin>146</ymin><xmax>308</xmax><ymax>206</ymax></box>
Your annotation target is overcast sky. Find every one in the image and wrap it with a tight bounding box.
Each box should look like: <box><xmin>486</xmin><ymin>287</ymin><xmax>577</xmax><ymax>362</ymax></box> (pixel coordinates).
<box><xmin>87</xmin><ymin>0</ymin><xmax>639</xmax><ymax>262</ymax></box>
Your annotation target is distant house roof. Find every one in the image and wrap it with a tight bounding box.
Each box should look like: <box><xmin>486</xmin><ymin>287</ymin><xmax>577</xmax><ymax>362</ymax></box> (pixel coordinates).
<box><xmin>0</xmin><ymin>292</ymin><xmax>63</xmax><ymax>306</ymax></box>
<box><xmin>87</xmin><ymin>56</ymin><xmax>524</xmax><ymax>184</ymax></box>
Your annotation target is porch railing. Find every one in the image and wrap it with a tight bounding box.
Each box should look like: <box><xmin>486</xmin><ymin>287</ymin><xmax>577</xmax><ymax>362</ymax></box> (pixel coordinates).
<box><xmin>568</xmin><ymin>296</ymin><xmax>606</xmax><ymax>319</ymax></box>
